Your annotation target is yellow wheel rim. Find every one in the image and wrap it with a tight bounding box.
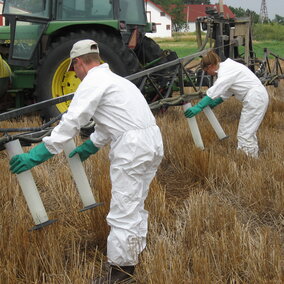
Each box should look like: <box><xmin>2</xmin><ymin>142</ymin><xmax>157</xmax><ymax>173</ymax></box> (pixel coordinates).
<box><xmin>51</xmin><ymin>58</ymin><xmax>81</xmax><ymax>113</ymax></box>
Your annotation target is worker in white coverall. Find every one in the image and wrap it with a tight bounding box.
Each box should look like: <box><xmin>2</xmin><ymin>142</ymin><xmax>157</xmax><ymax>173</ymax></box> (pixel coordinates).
<box><xmin>9</xmin><ymin>39</ymin><xmax>164</xmax><ymax>283</ymax></box>
<box><xmin>184</xmin><ymin>50</ymin><xmax>269</xmax><ymax>158</ymax></box>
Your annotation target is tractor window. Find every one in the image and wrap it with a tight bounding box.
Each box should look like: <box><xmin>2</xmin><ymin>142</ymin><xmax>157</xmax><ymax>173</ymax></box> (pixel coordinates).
<box><xmin>3</xmin><ymin>0</ymin><xmax>50</xmax><ymax>18</ymax></box>
<box><xmin>57</xmin><ymin>0</ymin><xmax>113</xmax><ymax>20</ymax></box>
<box><xmin>119</xmin><ymin>0</ymin><xmax>146</xmax><ymax>25</ymax></box>
<box><xmin>91</xmin><ymin>0</ymin><xmax>113</xmax><ymax>19</ymax></box>
<box><xmin>12</xmin><ymin>20</ymin><xmax>46</xmax><ymax>60</ymax></box>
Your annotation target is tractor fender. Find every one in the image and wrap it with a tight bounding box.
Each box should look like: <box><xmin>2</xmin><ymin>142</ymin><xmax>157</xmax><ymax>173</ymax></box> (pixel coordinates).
<box><xmin>0</xmin><ymin>54</ymin><xmax>12</xmax><ymax>96</ymax></box>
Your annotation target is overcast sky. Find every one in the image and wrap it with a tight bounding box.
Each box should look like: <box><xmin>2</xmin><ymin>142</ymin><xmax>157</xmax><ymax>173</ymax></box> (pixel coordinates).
<box><xmin>211</xmin><ymin>0</ymin><xmax>283</xmax><ymax>20</ymax></box>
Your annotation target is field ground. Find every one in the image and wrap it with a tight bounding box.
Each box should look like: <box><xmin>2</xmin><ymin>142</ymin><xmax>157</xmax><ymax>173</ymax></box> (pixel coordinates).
<box><xmin>0</xmin><ymin>78</ymin><xmax>283</xmax><ymax>282</ymax></box>
<box><xmin>0</xmin><ymin>31</ymin><xmax>284</xmax><ymax>283</ymax></box>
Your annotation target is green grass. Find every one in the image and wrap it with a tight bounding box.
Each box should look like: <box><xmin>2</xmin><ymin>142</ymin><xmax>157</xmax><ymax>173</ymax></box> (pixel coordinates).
<box><xmin>251</xmin><ymin>41</ymin><xmax>284</xmax><ymax>58</ymax></box>
<box><xmin>155</xmin><ymin>34</ymin><xmax>199</xmax><ymax>58</ymax></box>
<box><xmin>155</xmin><ymin>32</ymin><xmax>284</xmax><ymax>59</ymax></box>
<box><xmin>233</xmin><ymin>41</ymin><xmax>284</xmax><ymax>59</ymax></box>
<box><xmin>158</xmin><ymin>43</ymin><xmax>198</xmax><ymax>58</ymax></box>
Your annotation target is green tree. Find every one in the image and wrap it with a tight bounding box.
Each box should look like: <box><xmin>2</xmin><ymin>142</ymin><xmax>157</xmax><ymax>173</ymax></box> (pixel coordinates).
<box><xmin>170</xmin><ymin>4</ymin><xmax>187</xmax><ymax>32</ymax></box>
<box><xmin>229</xmin><ymin>6</ymin><xmax>260</xmax><ymax>23</ymax></box>
<box><xmin>273</xmin><ymin>14</ymin><xmax>284</xmax><ymax>25</ymax></box>
<box><xmin>247</xmin><ymin>9</ymin><xmax>260</xmax><ymax>23</ymax></box>
<box><xmin>229</xmin><ymin>6</ymin><xmax>247</xmax><ymax>17</ymax></box>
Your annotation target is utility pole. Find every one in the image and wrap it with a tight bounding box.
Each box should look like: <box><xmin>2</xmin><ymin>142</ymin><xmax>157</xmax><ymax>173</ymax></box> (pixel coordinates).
<box><xmin>259</xmin><ymin>0</ymin><xmax>269</xmax><ymax>23</ymax></box>
<box><xmin>219</xmin><ymin>0</ymin><xmax>224</xmax><ymax>17</ymax></box>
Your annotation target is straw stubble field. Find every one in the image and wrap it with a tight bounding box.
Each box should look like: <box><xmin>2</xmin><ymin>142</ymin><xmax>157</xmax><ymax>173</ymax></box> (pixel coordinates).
<box><xmin>0</xmin><ymin>82</ymin><xmax>283</xmax><ymax>283</ymax></box>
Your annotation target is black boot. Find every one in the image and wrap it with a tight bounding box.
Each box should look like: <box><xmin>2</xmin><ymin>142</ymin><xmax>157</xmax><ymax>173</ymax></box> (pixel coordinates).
<box><xmin>92</xmin><ymin>265</ymin><xmax>135</xmax><ymax>284</ymax></box>
<box><xmin>109</xmin><ymin>265</ymin><xmax>135</xmax><ymax>283</ymax></box>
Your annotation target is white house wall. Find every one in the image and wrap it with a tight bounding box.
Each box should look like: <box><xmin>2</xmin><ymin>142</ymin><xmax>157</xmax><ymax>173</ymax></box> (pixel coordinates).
<box><xmin>145</xmin><ymin>1</ymin><xmax>172</xmax><ymax>38</ymax></box>
<box><xmin>179</xmin><ymin>22</ymin><xmax>200</xmax><ymax>33</ymax></box>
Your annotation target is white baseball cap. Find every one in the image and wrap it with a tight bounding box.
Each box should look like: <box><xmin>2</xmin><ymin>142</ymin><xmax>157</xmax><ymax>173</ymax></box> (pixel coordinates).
<box><xmin>67</xmin><ymin>39</ymin><xmax>99</xmax><ymax>71</ymax></box>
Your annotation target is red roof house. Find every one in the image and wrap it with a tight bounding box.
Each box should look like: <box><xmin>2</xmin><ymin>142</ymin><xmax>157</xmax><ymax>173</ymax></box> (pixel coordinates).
<box><xmin>183</xmin><ymin>4</ymin><xmax>235</xmax><ymax>23</ymax></box>
<box><xmin>175</xmin><ymin>4</ymin><xmax>235</xmax><ymax>32</ymax></box>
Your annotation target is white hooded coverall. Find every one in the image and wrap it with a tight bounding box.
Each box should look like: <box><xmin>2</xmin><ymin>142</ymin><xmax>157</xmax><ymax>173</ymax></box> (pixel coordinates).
<box><xmin>43</xmin><ymin>63</ymin><xmax>164</xmax><ymax>266</ymax></box>
<box><xmin>206</xmin><ymin>58</ymin><xmax>269</xmax><ymax>157</ymax></box>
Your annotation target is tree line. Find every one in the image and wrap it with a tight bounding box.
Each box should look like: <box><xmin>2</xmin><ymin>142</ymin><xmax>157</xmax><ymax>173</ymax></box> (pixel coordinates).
<box><xmin>230</xmin><ymin>6</ymin><xmax>284</xmax><ymax>25</ymax></box>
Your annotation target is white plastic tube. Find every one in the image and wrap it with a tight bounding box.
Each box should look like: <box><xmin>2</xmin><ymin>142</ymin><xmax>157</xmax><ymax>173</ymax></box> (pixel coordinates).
<box><xmin>203</xmin><ymin>106</ymin><xmax>228</xmax><ymax>140</ymax></box>
<box><xmin>63</xmin><ymin>139</ymin><xmax>97</xmax><ymax>209</ymax></box>
<box><xmin>183</xmin><ymin>103</ymin><xmax>205</xmax><ymax>150</ymax></box>
<box><xmin>5</xmin><ymin>140</ymin><xmax>49</xmax><ymax>225</ymax></box>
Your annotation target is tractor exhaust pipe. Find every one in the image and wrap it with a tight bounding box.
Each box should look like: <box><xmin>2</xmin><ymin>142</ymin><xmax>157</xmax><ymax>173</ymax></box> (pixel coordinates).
<box><xmin>63</xmin><ymin>139</ymin><xmax>103</xmax><ymax>212</ymax></box>
<box><xmin>5</xmin><ymin>140</ymin><xmax>57</xmax><ymax>231</ymax></box>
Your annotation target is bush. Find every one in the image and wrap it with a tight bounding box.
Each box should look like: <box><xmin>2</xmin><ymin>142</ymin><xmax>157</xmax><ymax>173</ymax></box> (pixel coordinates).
<box><xmin>252</xmin><ymin>23</ymin><xmax>284</xmax><ymax>41</ymax></box>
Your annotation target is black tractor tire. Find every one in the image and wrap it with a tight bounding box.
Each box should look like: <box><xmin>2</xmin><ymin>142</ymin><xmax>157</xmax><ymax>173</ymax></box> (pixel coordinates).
<box><xmin>135</xmin><ymin>36</ymin><xmax>178</xmax><ymax>104</ymax></box>
<box><xmin>135</xmin><ymin>36</ymin><xmax>177</xmax><ymax>67</ymax></box>
<box><xmin>36</xmin><ymin>29</ymin><xmax>141</xmax><ymax>119</ymax></box>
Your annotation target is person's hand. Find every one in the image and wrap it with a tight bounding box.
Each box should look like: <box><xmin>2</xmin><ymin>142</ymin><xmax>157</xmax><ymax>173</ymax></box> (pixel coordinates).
<box><xmin>208</xmin><ymin>97</ymin><xmax>223</xmax><ymax>109</ymax></box>
<box><xmin>184</xmin><ymin>105</ymin><xmax>203</xmax><ymax>118</ymax></box>
<box><xmin>69</xmin><ymin>139</ymin><xmax>99</xmax><ymax>162</ymax></box>
<box><xmin>184</xmin><ymin>96</ymin><xmax>213</xmax><ymax>118</ymax></box>
<box><xmin>10</xmin><ymin>143</ymin><xmax>54</xmax><ymax>174</ymax></box>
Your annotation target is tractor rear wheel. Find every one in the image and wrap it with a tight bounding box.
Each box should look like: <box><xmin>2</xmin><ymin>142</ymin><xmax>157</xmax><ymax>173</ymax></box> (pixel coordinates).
<box><xmin>36</xmin><ymin>30</ymin><xmax>141</xmax><ymax>119</ymax></box>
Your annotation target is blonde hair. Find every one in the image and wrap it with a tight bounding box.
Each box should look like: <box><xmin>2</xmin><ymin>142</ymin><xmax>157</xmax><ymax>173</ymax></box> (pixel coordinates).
<box><xmin>80</xmin><ymin>53</ymin><xmax>101</xmax><ymax>64</ymax></box>
<box><xmin>201</xmin><ymin>50</ymin><xmax>221</xmax><ymax>69</ymax></box>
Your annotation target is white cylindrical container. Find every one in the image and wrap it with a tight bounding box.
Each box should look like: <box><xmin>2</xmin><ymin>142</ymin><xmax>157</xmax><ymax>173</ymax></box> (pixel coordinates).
<box><xmin>203</xmin><ymin>106</ymin><xmax>228</xmax><ymax>140</ymax></box>
<box><xmin>183</xmin><ymin>103</ymin><xmax>205</xmax><ymax>150</ymax></box>
<box><xmin>63</xmin><ymin>139</ymin><xmax>101</xmax><ymax>211</ymax></box>
<box><xmin>5</xmin><ymin>140</ymin><xmax>49</xmax><ymax>226</ymax></box>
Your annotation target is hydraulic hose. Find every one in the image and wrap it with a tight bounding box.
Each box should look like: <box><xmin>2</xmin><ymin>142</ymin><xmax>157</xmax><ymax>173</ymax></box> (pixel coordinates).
<box><xmin>0</xmin><ymin>113</ymin><xmax>63</xmax><ymax>133</ymax></box>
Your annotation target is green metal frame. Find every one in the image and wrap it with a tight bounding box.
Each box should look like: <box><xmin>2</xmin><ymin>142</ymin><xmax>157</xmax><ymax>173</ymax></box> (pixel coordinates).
<box><xmin>12</xmin><ymin>70</ymin><xmax>36</xmax><ymax>89</ymax></box>
<box><xmin>0</xmin><ymin>26</ymin><xmax>10</xmax><ymax>42</ymax></box>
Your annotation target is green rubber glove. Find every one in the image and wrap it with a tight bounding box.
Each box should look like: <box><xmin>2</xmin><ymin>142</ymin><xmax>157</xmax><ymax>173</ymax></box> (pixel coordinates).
<box><xmin>208</xmin><ymin>97</ymin><xmax>223</xmax><ymax>109</ymax></box>
<box><xmin>69</xmin><ymin>139</ymin><xmax>99</xmax><ymax>162</ymax></box>
<box><xmin>10</xmin><ymin>143</ymin><xmax>54</xmax><ymax>174</ymax></box>
<box><xmin>184</xmin><ymin>95</ymin><xmax>214</xmax><ymax>118</ymax></box>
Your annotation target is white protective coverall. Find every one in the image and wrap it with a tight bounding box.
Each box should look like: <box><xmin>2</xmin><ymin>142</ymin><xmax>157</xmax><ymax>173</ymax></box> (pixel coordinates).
<box><xmin>43</xmin><ymin>63</ymin><xmax>164</xmax><ymax>266</ymax></box>
<box><xmin>206</xmin><ymin>58</ymin><xmax>269</xmax><ymax>157</ymax></box>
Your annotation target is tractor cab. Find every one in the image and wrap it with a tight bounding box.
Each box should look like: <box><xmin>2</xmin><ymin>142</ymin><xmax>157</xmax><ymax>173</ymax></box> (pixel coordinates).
<box><xmin>2</xmin><ymin>0</ymin><xmax>148</xmax><ymax>66</ymax></box>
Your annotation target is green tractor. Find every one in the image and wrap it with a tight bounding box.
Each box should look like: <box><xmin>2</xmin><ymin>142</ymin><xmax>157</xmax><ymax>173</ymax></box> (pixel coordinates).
<box><xmin>0</xmin><ymin>0</ymin><xmax>177</xmax><ymax>117</ymax></box>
